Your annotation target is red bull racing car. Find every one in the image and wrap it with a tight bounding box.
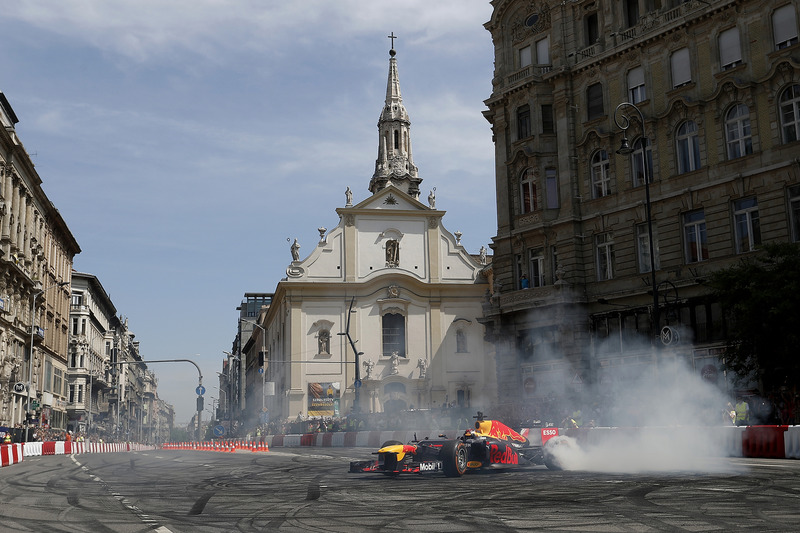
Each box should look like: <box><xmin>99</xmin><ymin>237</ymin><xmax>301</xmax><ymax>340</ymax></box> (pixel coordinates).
<box><xmin>349</xmin><ymin>412</ymin><xmax>562</xmax><ymax>477</ymax></box>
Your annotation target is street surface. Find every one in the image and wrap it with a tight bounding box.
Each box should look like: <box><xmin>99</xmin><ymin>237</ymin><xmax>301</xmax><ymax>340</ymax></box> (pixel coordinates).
<box><xmin>0</xmin><ymin>448</ymin><xmax>798</xmax><ymax>532</ymax></box>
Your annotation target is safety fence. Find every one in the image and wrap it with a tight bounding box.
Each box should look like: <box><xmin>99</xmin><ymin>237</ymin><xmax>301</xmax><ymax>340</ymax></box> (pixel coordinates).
<box><xmin>161</xmin><ymin>440</ymin><xmax>269</xmax><ymax>453</ymax></box>
<box><xmin>1</xmin><ymin>443</ymin><xmax>23</xmax><ymax>467</ymax></box>
<box><xmin>0</xmin><ymin>441</ymin><xmax>154</xmax><ymax>468</ymax></box>
<box><xmin>256</xmin><ymin>425</ymin><xmax>800</xmax><ymax>459</ymax></box>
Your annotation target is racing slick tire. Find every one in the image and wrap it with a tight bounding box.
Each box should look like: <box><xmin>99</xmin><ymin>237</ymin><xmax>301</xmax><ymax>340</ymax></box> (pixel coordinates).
<box><xmin>439</xmin><ymin>440</ymin><xmax>468</xmax><ymax>477</ymax></box>
<box><xmin>380</xmin><ymin>440</ymin><xmax>403</xmax><ymax>448</ymax></box>
<box><xmin>543</xmin><ymin>435</ymin><xmax>573</xmax><ymax>471</ymax></box>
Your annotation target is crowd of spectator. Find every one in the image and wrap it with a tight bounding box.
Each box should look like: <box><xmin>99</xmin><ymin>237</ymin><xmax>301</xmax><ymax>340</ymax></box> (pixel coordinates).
<box><xmin>234</xmin><ymin>388</ymin><xmax>800</xmax><ymax>440</ymax></box>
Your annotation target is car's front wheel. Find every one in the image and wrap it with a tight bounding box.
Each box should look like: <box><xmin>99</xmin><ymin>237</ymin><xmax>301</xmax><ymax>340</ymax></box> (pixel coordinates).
<box><xmin>439</xmin><ymin>440</ymin><xmax>468</xmax><ymax>477</ymax></box>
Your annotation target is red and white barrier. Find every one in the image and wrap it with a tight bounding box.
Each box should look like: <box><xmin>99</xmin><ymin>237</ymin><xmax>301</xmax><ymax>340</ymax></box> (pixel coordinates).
<box><xmin>1</xmin><ymin>443</ymin><xmax>23</xmax><ymax>467</ymax></box>
<box><xmin>255</xmin><ymin>425</ymin><xmax>800</xmax><ymax>460</ymax></box>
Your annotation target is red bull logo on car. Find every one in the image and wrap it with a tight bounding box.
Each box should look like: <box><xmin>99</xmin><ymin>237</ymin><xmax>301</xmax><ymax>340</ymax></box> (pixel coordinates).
<box><xmin>475</xmin><ymin>419</ymin><xmax>528</xmax><ymax>444</ymax></box>
<box><xmin>489</xmin><ymin>443</ymin><xmax>519</xmax><ymax>464</ymax></box>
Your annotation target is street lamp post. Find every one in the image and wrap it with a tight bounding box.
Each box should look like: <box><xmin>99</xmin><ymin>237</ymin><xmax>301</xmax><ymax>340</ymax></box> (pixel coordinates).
<box><xmin>27</xmin><ymin>280</ymin><xmax>68</xmax><ymax>442</ymax></box>
<box><xmin>614</xmin><ymin>102</ymin><xmax>659</xmax><ymax>345</ymax></box>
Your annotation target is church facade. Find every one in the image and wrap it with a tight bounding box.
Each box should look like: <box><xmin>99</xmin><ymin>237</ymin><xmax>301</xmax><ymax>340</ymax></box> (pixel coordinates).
<box><xmin>254</xmin><ymin>47</ymin><xmax>494</xmax><ymax>420</ymax></box>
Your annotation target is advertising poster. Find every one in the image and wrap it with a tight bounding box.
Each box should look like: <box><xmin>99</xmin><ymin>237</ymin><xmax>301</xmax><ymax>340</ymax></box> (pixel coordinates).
<box><xmin>308</xmin><ymin>382</ymin><xmax>340</xmax><ymax>417</ymax></box>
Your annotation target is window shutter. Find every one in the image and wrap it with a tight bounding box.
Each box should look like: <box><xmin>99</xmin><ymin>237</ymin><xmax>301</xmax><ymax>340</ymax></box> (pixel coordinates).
<box><xmin>536</xmin><ymin>37</ymin><xmax>550</xmax><ymax>64</ymax></box>
<box><xmin>719</xmin><ymin>27</ymin><xmax>741</xmax><ymax>68</ymax></box>
<box><xmin>519</xmin><ymin>45</ymin><xmax>532</xmax><ymax>68</ymax></box>
<box><xmin>773</xmin><ymin>5</ymin><xmax>798</xmax><ymax>47</ymax></box>
<box><xmin>671</xmin><ymin>48</ymin><xmax>691</xmax><ymax>87</ymax></box>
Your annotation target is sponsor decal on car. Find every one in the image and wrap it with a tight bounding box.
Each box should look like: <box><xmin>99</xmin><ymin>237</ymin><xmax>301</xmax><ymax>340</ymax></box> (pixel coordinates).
<box><xmin>489</xmin><ymin>444</ymin><xmax>519</xmax><ymax>465</ymax></box>
<box><xmin>467</xmin><ymin>461</ymin><xmax>483</xmax><ymax>468</ymax></box>
<box><xmin>419</xmin><ymin>461</ymin><xmax>442</xmax><ymax>472</ymax></box>
<box><xmin>541</xmin><ymin>427</ymin><xmax>559</xmax><ymax>445</ymax></box>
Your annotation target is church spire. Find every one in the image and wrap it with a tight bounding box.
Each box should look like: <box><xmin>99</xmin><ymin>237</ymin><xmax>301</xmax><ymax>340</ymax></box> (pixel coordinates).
<box><xmin>369</xmin><ymin>34</ymin><xmax>421</xmax><ymax>198</ymax></box>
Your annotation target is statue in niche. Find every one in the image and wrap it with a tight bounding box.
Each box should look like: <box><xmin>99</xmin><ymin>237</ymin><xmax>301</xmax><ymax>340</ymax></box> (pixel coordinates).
<box><xmin>363</xmin><ymin>359</ymin><xmax>375</xmax><ymax>379</ymax></box>
<box><xmin>417</xmin><ymin>358</ymin><xmax>428</xmax><ymax>379</ymax></box>
<box><xmin>390</xmin><ymin>352</ymin><xmax>400</xmax><ymax>375</ymax></box>
<box><xmin>345</xmin><ymin>187</ymin><xmax>353</xmax><ymax>206</ymax></box>
<box><xmin>386</xmin><ymin>239</ymin><xmax>399</xmax><ymax>267</ymax></box>
<box><xmin>428</xmin><ymin>188</ymin><xmax>436</xmax><ymax>208</ymax></box>
<box><xmin>291</xmin><ymin>239</ymin><xmax>300</xmax><ymax>261</ymax></box>
<box><xmin>317</xmin><ymin>329</ymin><xmax>330</xmax><ymax>354</ymax></box>
<box><xmin>479</xmin><ymin>246</ymin><xmax>487</xmax><ymax>265</ymax></box>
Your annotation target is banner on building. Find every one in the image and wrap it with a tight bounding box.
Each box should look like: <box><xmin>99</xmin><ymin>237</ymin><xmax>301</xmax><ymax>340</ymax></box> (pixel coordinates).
<box><xmin>308</xmin><ymin>382</ymin><xmax>340</xmax><ymax>417</ymax></box>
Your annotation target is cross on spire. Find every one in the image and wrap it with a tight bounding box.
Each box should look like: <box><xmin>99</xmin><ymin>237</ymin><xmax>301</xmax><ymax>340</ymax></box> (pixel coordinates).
<box><xmin>388</xmin><ymin>32</ymin><xmax>398</xmax><ymax>50</ymax></box>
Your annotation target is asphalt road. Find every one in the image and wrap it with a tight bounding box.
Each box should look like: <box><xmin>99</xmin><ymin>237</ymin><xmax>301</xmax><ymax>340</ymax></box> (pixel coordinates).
<box><xmin>0</xmin><ymin>448</ymin><xmax>798</xmax><ymax>532</ymax></box>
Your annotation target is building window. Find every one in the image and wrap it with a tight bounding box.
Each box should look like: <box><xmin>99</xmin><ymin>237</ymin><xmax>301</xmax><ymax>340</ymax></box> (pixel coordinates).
<box><xmin>456</xmin><ymin>329</ymin><xmax>468</xmax><ymax>353</ymax></box>
<box><xmin>684</xmin><ymin>210</ymin><xmax>709</xmax><ymax>263</ymax></box>
<box><xmin>625</xmin><ymin>0</ymin><xmax>640</xmax><ymax>28</ymax></box>
<box><xmin>628</xmin><ymin>66</ymin><xmax>646</xmax><ymax>104</ymax></box>
<box><xmin>516</xmin><ymin>253</ymin><xmax>526</xmax><ymax>289</ymax></box>
<box><xmin>773</xmin><ymin>4</ymin><xmax>799</xmax><ymax>50</ymax></box>
<box><xmin>733</xmin><ymin>197</ymin><xmax>761</xmax><ymax>253</ymax></box>
<box><xmin>725</xmin><ymin>103</ymin><xmax>752</xmax><ymax>159</ymax></box>
<box><xmin>517</xmin><ymin>105</ymin><xmax>531</xmax><ymax>140</ymax></box>
<box><xmin>536</xmin><ymin>36</ymin><xmax>550</xmax><ymax>66</ymax></box>
<box><xmin>676</xmin><ymin>120</ymin><xmax>701</xmax><ymax>173</ymax></box>
<box><xmin>541</xmin><ymin>104</ymin><xmax>554</xmax><ymax>134</ymax></box>
<box><xmin>636</xmin><ymin>224</ymin><xmax>660</xmax><ymax>273</ymax></box>
<box><xmin>719</xmin><ymin>27</ymin><xmax>742</xmax><ymax>70</ymax></box>
<box><xmin>72</xmin><ymin>317</ymin><xmax>79</xmax><ymax>336</ymax></box>
<box><xmin>545</xmin><ymin>168</ymin><xmax>559</xmax><ymax>208</ymax></box>
<box><xmin>596</xmin><ymin>233</ymin><xmax>615</xmax><ymax>281</ymax></box>
<box><xmin>44</xmin><ymin>360</ymin><xmax>53</xmax><ymax>392</ymax></box>
<box><xmin>382</xmin><ymin>313</ymin><xmax>406</xmax><ymax>357</ymax></box>
<box><xmin>591</xmin><ymin>149</ymin><xmax>611</xmax><ymax>198</ymax></box>
<box><xmin>54</xmin><ymin>369</ymin><xmax>63</xmax><ymax>397</ymax></box>
<box><xmin>520</xmin><ymin>169</ymin><xmax>537</xmax><ymax>213</ymax></box>
<box><xmin>631</xmin><ymin>137</ymin><xmax>653</xmax><ymax>187</ymax></box>
<box><xmin>519</xmin><ymin>45</ymin><xmax>532</xmax><ymax>68</ymax></box>
<box><xmin>670</xmin><ymin>47</ymin><xmax>691</xmax><ymax>88</ymax></box>
<box><xmin>780</xmin><ymin>85</ymin><xmax>800</xmax><ymax>144</ymax></box>
<box><xmin>529</xmin><ymin>248</ymin><xmax>545</xmax><ymax>287</ymax></box>
<box><xmin>585</xmin><ymin>12</ymin><xmax>599</xmax><ymax>46</ymax></box>
<box><xmin>587</xmin><ymin>83</ymin><xmax>604</xmax><ymax>121</ymax></box>
<box><xmin>69</xmin><ymin>384</ymin><xmax>75</xmax><ymax>403</ymax></box>
<box><xmin>789</xmin><ymin>185</ymin><xmax>800</xmax><ymax>242</ymax></box>
<box><xmin>71</xmin><ymin>293</ymin><xmax>83</xmax><ymax>307</ymax></box>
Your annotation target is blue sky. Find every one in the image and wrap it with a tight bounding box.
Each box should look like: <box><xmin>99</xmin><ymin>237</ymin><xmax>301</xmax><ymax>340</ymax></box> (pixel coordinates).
<box><xmin>1</xmin><ymin>1</ymin><xmax>497</xmax><ymax>425</ymax></box>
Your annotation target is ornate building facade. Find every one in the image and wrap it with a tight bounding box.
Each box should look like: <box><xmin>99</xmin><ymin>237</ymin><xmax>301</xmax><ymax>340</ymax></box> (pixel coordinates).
<box><xmin>481</xmin><ymin>0</ymin><xmax>800</xmax><ymax>411</ymax></box>
<box><xmin>0</xmin><ymin>92</ymin><xmax>80</xmax><ymax>430</ymax></box>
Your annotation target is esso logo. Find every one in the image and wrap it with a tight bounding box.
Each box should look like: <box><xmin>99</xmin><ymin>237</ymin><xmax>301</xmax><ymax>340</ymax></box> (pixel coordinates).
<box><xmin>541</xmin><ymin>428</ymin><xmax>559</xmax><ymax>444</ymax></box>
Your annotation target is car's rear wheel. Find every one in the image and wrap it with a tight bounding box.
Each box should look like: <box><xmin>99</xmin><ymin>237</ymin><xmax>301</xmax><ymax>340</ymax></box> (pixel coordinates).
<box><xmin>543</xmin><ymin>436</ymin><xmax>572</xmax><ymax>470</ymax></box>
<box><xmin>439</xmin><ymin>440</ymin><xmax>467</xmax><ymax>477</ymax></box>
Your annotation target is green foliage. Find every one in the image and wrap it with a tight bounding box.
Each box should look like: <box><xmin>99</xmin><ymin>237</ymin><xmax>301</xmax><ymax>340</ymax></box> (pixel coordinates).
<box><xmin>709</xmin><ymin>243</ymin><xmax>800</xmax><ymax>392</ymax></box>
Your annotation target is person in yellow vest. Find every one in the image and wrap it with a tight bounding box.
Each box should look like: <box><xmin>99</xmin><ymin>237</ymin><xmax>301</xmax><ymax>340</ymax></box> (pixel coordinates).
<box><xmin>735</xmin><ymin>397</ymin><xmax>750</xmax><ymax>426</ymax></box>
<box><xmin>2</xmin><ymin>432</ymin><xmax>11</xmax><ymax>443</ymax></box>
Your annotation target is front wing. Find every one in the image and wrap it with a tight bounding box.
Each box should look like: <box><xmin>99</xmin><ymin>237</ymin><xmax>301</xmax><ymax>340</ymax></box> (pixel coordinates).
<box><xmin>349</xmin><ymin>458</ymin><xmax>444</xmax><ymax>474</ymax></box>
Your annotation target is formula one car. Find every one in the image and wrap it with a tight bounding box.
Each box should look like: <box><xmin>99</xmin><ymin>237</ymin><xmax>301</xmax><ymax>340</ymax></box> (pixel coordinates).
<box><xmin>349</xmin><ymin>412</ymin><xmax>562</xmax><ymax>477</ymax></box>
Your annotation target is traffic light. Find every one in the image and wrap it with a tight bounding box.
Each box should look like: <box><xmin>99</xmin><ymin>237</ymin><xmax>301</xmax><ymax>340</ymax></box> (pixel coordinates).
<box><xmin>258</xmin><ymin>351</ymin><xmax>265</xmax><ymax>366</ymax></box>
<box><xmin>196</xmin><ymin>395</ymin><xmax>204</xmax><ymax>412</ymax></box>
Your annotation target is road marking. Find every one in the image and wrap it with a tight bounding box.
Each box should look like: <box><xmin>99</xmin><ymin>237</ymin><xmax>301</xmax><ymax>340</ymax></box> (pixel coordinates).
<box><xmin>71</xmin><ymin>456</ymin><xmax>176</xmax><ymax>533</ymax></box>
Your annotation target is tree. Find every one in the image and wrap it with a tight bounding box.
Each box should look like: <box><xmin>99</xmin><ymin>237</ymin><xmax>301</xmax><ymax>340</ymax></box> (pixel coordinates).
<box><xmin>709</xmin><ymin>242</ymin><xmax>800</xmax><ymax>393</ymax></box>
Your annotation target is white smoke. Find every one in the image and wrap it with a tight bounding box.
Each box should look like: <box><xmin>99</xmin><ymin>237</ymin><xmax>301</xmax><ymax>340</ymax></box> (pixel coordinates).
<box><xmin>546</xmin><ymin>355</ymin><xmax>743</xmax><ymax>473</ymax></box>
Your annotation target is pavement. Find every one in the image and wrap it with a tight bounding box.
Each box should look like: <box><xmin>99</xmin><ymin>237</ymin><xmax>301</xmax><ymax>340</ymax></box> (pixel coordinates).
<box><xmin>0</xmin><ymin>447</ymin><xmax>798</xmax><ymax>532</ymax></box>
